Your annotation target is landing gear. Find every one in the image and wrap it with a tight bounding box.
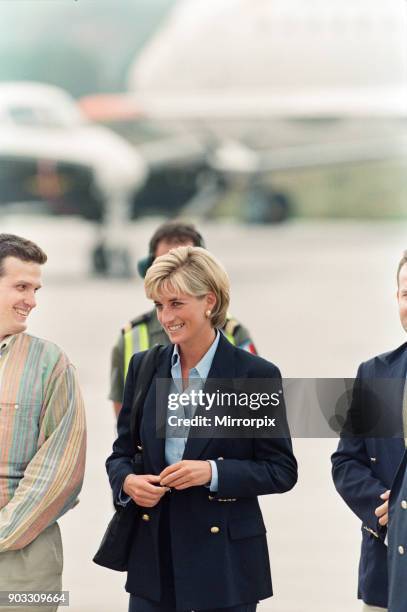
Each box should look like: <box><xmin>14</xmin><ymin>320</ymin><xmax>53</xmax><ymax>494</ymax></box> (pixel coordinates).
<box><xmin>245</xmin><ymin>189</ymin><xmax>291</xmax><ymax>224</ymax></box>
<box><xmin>91</xmin><ymin>241</ymin><xmax>132</xmax><ymax>277</ymax></box>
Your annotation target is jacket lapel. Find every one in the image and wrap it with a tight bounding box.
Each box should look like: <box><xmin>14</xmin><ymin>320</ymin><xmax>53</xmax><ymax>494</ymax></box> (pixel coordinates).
<box><xmin>379</xmin><ymin>343</ymin><xmax>407</xmax><ymax>449</ymax></box>
<box><xmin>141</xmin><ymin>346</ymin><xmax>172</xmax><ymax>475</ymax></box>
<box><xmin>183</xmin><ymin>334</ymin><xmax>237</xmax><ymax>460</ymax></box>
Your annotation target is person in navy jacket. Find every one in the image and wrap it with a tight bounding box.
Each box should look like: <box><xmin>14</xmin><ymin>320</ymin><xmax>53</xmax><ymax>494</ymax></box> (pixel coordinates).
<box><xmin>388</xmin><ymin>448</ymin><xmax>407</xmax><ymax>612</ymax></box>
<box><xmin>106</xmin><ymin>245</ymin><xmax>297</xmax><ymax>612</ymax></box>
<box><xmin>386</xmin><ymin>253</ymin><xmax>407</xmax><ymax>612</ymax></box>
<box><xmin>331</xmin><ymin>251</ymin><xmax>407</xmax><ymax>611</ymax></box>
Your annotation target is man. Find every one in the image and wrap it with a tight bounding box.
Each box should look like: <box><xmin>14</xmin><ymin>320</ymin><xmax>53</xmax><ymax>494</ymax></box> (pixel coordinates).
<box><xmin>0</xmin><ymin>234</ymin><xmax>86</xmax><ymax>612</ymax></box>
<box><xmin>387</xmin><ymin>448</ymin><xmax>407</xmax><ymax>612</ymax></box>
<box><xmin>386</xmin><ymin>253</ymin><xmax>407</xmax><ymax>612</ymax></box>
<box><xmin>331</xmin><ymin>251</ymin><xmax>407</xmax><ymax>611</ymax></box>
<box><xmin>110</xmin><ymin>221</ymin><xmax>257</xmax><ymax>417</ymax></box>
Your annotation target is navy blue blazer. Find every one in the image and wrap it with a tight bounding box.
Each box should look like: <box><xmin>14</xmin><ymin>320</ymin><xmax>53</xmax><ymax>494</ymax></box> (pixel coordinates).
<box><xmin>388</xmin><ymin>449</ymin><xmax>407</xmax><ymax>612</ymax></box>
<box><xmin>331</xmin><ymin>342</ymin><xmax>407</xmax><ymax>608</ymax></box>
<box><xmin>106</xmin><ymin>333</ymin><xmax>297</xmax><ymax>610</ymax></box>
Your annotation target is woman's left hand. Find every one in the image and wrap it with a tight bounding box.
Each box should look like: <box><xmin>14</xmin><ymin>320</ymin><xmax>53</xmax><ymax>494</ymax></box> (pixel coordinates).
<box><xmin>159</xmin><ymin>460</ymin><xmax>212</xmax><ymax>490</ymax></box>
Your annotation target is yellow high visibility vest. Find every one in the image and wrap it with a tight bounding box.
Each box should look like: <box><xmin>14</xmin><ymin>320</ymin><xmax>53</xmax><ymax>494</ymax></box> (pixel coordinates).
<box><xmin>123</xmin><ymin>322</ymin><xmax>149</xmax><ymax>379</ymax></box>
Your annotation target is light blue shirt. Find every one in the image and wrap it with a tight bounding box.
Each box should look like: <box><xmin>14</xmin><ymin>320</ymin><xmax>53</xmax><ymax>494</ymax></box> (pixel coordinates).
<box><xmin>166</xmin><ymin>330</ymin><xmax>220</xmax><ymax>491</ymax></box>
<box><xmin>118</xmin><ymin>330</ymin><xmax>220</xmax><ymax>505</ymax></box>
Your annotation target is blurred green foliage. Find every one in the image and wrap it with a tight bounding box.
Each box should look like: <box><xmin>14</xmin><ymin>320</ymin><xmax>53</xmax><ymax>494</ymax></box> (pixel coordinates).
<box><xmin>271</xmin><ymin>161</ymin><xmax>407</xmax><ymax>219</ymax></box>
<box><xmin>214</xmin><ymin>161</ymin><xmax>407</xmax><ymax>220</ymax></box>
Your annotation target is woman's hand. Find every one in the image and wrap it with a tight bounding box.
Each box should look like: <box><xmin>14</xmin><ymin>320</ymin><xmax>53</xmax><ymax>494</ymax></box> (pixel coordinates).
<box><xmin>123</xmin><ymin>474</ymin><xmax>170</xmax><ymax>507</ymax></box>
<box><xmin>159</xmin><ymin>460</ymin><xmax>212</xmax><ymax>490</ymax></box>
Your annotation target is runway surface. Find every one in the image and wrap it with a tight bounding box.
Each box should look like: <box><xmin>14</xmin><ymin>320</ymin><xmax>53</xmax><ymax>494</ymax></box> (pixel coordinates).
<box><xmin>2</xmin><ymin>216</ymin><xmax>406</xmax><ymax>612</ymax></box>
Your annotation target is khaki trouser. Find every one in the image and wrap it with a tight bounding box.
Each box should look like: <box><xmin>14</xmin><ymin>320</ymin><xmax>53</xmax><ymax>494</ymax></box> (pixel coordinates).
<box><xmin>0</xmin><ymin>523</ymin><xmax>63</xmax><ymax>612</ymax></box>
<box><xmin>362</xmin><ymin>605</ymin><xmax>388</xmax><ymax>611</ymax></box>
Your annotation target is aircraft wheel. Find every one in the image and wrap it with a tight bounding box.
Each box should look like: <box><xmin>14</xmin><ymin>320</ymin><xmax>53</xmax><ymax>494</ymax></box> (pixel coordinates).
<box><xmin>92</xmin><ymin>242</ymin><xmax>108</xmax><ymax>275</ymax></box>
<box><xmin>245</xmin><ymin>189</ymin><xmax>291</xmax><ymax>224</ymax></box>
<box><xmin>264</xmin><ymin>192</ymin><xmax>291</xmax><ymax>223</ymax></box>
<box><xmin>92</xmin><ymin>243</ymin><xmax>132</xmax><ymax>277</ymax></box>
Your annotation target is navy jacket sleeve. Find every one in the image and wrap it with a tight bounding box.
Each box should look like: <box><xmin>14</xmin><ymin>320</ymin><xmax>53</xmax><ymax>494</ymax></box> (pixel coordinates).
<box><xmin>331</xmin><ymin>363</ymin><xmax>388</xmax><ymax>538</ymax></box>
<box><xmin>106</xmin><ymin>352</ymin><xmax>145</xmax><ymax>503</ymax></box>
<box><xmin>215</xmin><ymin>364</ymin><xmax>297</xmax><ymax>498</ymax></box>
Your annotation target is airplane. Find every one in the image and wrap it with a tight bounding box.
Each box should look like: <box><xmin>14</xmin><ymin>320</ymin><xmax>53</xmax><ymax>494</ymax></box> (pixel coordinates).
<box><xmin>4</xmin><ymin>0</ymin><xmax>407</xmax><ymax>266</ymax></box>
<box><xmin>119</xmin><ymin>0</ymin><xmax>407</xmax><ymax>221</ymax></box>
<box><xmin>128</xmin><ymin>0</ymin><xmax>407</xmax><ymax>119</ymax></box>
<box><xmin>0</xmin><ymin>81</ymin><xmax>147</xmax><ymax>275</ymax></box>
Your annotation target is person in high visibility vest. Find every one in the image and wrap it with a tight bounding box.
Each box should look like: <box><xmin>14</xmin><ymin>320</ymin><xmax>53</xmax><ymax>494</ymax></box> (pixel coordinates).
<box><xmin>109</xmin><ymin>221</ymin><xmax>257</xmax><ymax>417</ymax></box>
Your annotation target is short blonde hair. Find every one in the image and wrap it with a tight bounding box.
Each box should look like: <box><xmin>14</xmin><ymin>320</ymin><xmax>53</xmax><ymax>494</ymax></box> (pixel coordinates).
<box><xmin>145</xmin><ymin>246</ymin><xmax>230</xmax><ymax>328</ymax></box>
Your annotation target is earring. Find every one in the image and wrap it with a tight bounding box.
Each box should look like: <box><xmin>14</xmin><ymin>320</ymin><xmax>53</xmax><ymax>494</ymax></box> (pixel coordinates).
<box><xmin>205</xmin><ymin>310</ymin><xmax>211</xmax><ymax>318</ymax></box>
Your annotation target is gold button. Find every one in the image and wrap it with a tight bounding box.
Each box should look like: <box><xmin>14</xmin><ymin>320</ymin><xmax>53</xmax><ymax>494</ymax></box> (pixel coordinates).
<box><xmin>208</xmin><ymin>495</ymin><xmax>214</xmax><ymax>501</ymax></box>
<box><xmin>398</xmin><ymin>545</ymin><xmax>405</xmax><ymax>555</ymax></box>
<box><xmin>402</xmin><ymin>500</ymin><xmax>407</xmax><ymax>510</ymax></box>
<box><xmin>210</xmin><ymin>526</ymin><xmax>220</xmax><ymax>534</ymax></box>
<box><xmin>141</xmin><ymin>514</ymin><xmax>150</xmax><ymax>522</ymax></box>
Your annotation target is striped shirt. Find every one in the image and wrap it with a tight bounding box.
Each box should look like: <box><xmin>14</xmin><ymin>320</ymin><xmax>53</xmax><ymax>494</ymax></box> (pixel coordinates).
<box><xmin>0</xmin><ymin>333</ymin><xmax>86</xmax><ymax>552</ymax></box>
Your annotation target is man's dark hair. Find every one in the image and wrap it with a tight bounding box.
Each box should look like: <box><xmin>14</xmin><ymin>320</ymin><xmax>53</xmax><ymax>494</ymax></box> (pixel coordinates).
<box><xmin>397</xmin><ymin>250</ymin><xmax>407</xmax><ymax>286</ymax></box>
<box><xmin>0</xmin><ymin>234</ymin><xmax>47</xmax><ymax>276</ymax></box>
<box><xmin>149</xmin><ymin>221</ymin><xmax>205</xmax><ymax>256</ymax></box>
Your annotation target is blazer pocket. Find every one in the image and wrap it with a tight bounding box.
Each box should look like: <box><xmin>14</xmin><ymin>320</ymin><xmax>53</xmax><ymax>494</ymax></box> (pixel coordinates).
<box><xmin>228</xmin><ymin>516</ymin><xmax>267</xmax><ymax>540</ymax></box>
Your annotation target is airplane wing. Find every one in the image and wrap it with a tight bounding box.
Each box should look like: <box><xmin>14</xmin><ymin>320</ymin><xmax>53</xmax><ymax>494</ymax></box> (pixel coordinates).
<box><xmin>209</xmin><ymin>136</ymin><xmax>407</xmax><ymax>175</ymax></box>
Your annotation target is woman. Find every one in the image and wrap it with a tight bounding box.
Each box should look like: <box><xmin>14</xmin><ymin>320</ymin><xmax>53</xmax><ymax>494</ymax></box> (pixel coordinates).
<box><xmin>106</xmin><ymin>246</ymin><xmax>297</xmax><ymax>612</ymax></box>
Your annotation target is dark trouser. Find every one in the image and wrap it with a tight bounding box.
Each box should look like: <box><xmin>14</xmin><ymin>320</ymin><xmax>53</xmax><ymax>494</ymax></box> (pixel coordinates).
<box><xmin>128</xmin><ymin>498</ymin><xmax>256</xmax><ymax>612</ymax></box>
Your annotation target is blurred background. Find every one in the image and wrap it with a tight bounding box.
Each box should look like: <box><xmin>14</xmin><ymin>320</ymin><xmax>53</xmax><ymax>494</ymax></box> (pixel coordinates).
<box><xmin>1</xmin><ymin>0</ymin><xmax>406</xmax><ymax>275</ymax></box>
<box><xmin>0</xmin><ymin>0</ymin><xmax>407</xmax><ymax>610</ymax></box>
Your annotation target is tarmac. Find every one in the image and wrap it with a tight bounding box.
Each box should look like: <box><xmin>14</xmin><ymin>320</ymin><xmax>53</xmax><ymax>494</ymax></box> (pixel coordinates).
<box><xmin>2</xmin><ymin>215</ymin><xmax>406</xmax><ymax>612</ymax></box>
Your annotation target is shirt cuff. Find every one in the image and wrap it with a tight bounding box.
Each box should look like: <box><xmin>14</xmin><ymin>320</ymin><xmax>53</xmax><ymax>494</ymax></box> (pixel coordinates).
<box><xmin>117</xmin><ymin>487</ymin><xmax>131</xmax><ymax>506</ymax></box>
<box><xmin>208</xmin><ymin>460</ymin><xmax>219</xmax><ymax>492</ymax></box>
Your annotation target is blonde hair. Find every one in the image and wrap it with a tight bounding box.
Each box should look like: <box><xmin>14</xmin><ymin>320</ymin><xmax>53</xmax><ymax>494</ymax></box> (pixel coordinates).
<box><xmin>145</xmin><ymin>246</ymin><xmax>230</xmax><ymax>328</ymax></box>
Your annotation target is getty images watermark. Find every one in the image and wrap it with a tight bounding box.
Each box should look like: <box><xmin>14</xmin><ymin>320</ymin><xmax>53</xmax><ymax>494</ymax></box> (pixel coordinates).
<box><xmin>155</xmin><ymin>377</ymin><xmax>407</xmax><ymax>439</ymax></box>
<box><xmin>167</xmin><ymin>387</ymin><xmax>282</xmax><ymax>430</ymax></box>
<box><xmin>156</xmin><ymin>378</ymin><xmax>288</xmax><ymax>439</ymax></box>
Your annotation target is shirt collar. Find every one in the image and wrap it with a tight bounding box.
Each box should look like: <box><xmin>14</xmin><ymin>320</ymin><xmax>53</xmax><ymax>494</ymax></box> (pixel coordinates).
<box><xmin>171</xmin><ymin>330</ymin><xmax>220</xmax><ymax>379</ymax></box>
<box><xmin>0</xmin><ymin>334</ymin><xmax>16</xmax><ymax>353</ymax></box>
